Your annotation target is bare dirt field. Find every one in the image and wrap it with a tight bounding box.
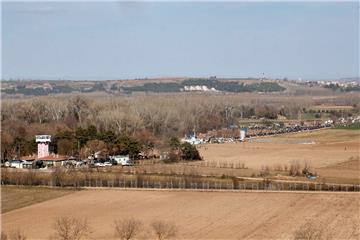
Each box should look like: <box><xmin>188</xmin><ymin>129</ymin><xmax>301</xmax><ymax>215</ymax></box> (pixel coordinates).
<box><xmin>2</xmin><ymin>189</ymin><xmax>359</xmax><ymax>240</ymax></box>
<box><xmin>317</xmin><ymin>158</ymin><xmax>360</xmax><ymax>184</ymax></box>
<box><xmin>198</xmin><ymin>129</ymin><xmax>359</xmax><ymax>171</ymax></box>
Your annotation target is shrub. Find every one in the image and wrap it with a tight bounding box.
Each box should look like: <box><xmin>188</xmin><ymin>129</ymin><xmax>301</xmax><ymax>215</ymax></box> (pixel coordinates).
<box><xmin>114</xmin><ymin>218</ymin><xmax>142</xmax><ymax>240</ymax></box>
<box><xmin>52</xmin><ymin>217</ymin><xmax>91</xmax><ymax>240</ymax></box>
<box><xmin>180</xmin><ymin>143</ymin><xmax>201</xmax><ymax>161</ymax></box>
<box><xmin>289</xmin><ymin>161</ymin><xmax>301</xmax><ymax>177</ymax></box>
<box><xmin>302</xmin><ymin>162</ymin><xmax>312</xmax><ymax>176</ymax></box>
<box><xmin>150</xmin><ymin>220</ymin><xmax>177</xmax><ymax>240</ymax></box>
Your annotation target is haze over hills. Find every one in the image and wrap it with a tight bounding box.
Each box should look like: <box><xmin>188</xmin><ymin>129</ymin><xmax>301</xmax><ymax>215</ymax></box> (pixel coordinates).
<box><xmin>1</xmin><ymin>77</ymin><xmax>359</xmax><ymax>98</ymax></box>
<box><xmin>2</xmin><ymin>76</ymin><xmax>359</xmax><ymax>82</ymax></box>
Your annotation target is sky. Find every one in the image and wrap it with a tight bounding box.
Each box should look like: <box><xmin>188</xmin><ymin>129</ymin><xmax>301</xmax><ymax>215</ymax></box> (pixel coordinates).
<box><xmin>1</xmin><ymin>1</ymin><xmax>359</xmax><ymax>80</ymax></box>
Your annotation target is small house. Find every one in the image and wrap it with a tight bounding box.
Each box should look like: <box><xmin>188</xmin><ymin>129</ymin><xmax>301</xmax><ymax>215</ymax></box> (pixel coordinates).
<box><xmin>37</xmin><ymin>154</ymin><xmax>70</xmax><ymax>167</ymax></box>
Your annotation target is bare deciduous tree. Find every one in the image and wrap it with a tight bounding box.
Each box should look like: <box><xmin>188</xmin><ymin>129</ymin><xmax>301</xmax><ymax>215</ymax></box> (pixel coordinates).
<box><xmin>83</xmin><ymin>139</ymin><xmax>108</xmax><ymax>159</ymax></box>
<box><xmin>52</xmin><ymin>217</ymin><xmax>91</xmax><ymax>240</ymax></box>
<box><xmin>114</xmin><ymin>218</ymin><xmax>142</xmax><ymax>240</ymax></box>
<box><xmin>150</xmin><ymin>220</ymin><xmax>177</xmax><ymax>240</ymax></box>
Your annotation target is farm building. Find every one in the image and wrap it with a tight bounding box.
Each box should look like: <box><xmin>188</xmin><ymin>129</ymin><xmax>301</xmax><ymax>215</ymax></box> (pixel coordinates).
<box><xmin>37</xmin><ymin>154</ymin><xmax>70</xmax><ymax>167</ymax></box>
<box><xmin>16</xmin><ymin>135</ymin><xmax>70</xmax><ymax>168</ymax></box>
<box><xmin>20</xmin><ymin>155</ymin><xmax>37</xmax><ymax>162</ymax></box>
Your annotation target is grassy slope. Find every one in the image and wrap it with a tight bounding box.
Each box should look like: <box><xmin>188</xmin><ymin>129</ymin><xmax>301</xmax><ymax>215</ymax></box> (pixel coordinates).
<box><xmin>1</xmin><ymin>186</ymin><xmax>78</xmax><ymax>213</ymax></box>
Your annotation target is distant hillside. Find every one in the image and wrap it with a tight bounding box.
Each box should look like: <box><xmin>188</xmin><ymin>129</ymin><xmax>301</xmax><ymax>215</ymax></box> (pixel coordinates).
<box><xmin>1</xmin><ymin>78</ymin><xmax>286</xmax><ymax>96</ymax></box>
<box><xmin>121</xmin><ymin>78</ymin><xmax>286</xmax><ymax>93</ymax></box>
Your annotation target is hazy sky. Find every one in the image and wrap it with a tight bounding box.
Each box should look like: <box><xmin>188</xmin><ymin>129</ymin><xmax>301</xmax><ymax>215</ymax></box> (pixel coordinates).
<box><xmin>2</xmin><ymin>1</ymin><xmax>359</xmax><ymax>80</ymax></box>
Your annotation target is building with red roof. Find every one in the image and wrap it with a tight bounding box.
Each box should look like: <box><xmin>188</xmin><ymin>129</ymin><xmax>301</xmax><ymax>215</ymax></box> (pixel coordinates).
<box><xmin>37</xmin><ymin>154</ymin><xmax>70</xmax><ymax>167</ymax></box>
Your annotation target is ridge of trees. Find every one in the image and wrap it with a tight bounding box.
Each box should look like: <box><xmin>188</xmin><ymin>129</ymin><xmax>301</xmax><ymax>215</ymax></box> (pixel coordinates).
<box><xmin>122</xmin><ymin>79</ymin><xmax>285</xmax><ymax>93</ymax></box>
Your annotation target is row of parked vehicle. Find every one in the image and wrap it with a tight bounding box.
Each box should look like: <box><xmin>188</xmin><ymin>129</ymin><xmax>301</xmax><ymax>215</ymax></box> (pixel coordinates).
<box><xmin>1</xmin><ymin>155</ymin><xmax>134</xmax><ymax>169</ymax></box>
<box><xmin>91</xmin><ymin>155</ymin><xmax>133</xmax><ymax>167</ymax></box>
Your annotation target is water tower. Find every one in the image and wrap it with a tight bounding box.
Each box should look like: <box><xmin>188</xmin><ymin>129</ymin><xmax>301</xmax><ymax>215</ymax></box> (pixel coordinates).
<box><xmin>240</xmin><ymin>128</ymin><xmax>247</xmax><ymax>142</ymax></box>
<box><xmin>35</xmin><ymin>135</ymin><xmax>51</xmax><ymax>158</ymax></box>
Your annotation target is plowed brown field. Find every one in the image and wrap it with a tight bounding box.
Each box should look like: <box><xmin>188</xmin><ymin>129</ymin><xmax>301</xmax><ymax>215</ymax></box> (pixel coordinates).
<box><xmin>2</xmin><ymin>189</ymin><xmax>359</xmax><ymax>239</ymax></box>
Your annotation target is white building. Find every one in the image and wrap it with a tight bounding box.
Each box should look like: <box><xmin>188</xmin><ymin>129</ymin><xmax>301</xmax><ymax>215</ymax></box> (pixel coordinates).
<box><xmin>110</xmin><ymin>155</ymin><xmax>132</xmax><ymax>166</ymax></box>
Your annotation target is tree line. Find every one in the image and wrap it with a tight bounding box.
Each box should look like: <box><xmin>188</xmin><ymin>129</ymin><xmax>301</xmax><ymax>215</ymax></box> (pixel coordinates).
<box><xmin>1</xmin><ymin>93</ymin><xmax>359</xmax><ymax>160</ymax></box>
<box><xmin>1</xmin><ymin>124</ymin><xmax>200</xmax><ymax>161</ymax></box>
<box><xmin>122</xmin><ymin>79</ymin><xmax>286</xmax><ymax>93</ymax></box>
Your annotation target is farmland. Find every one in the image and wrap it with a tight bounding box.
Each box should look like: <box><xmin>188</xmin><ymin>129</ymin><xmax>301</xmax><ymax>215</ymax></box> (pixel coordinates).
<box><xmin>198</xmin><ymin>129</ymin><xmax>360</xmax><ymax>182</ymax></box>
<box><xmin>1</xmin><ymin>185</ymin><xmax>78</xmax><ymax>213</ymax></box>
<box><xmin>2</xmin><ymin>188</ymin><xmax>359</xmax><ymax>239</ymax></box>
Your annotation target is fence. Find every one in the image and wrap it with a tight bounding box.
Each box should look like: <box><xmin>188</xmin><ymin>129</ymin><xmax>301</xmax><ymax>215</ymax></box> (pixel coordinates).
<box><xmin>75</xmin><ymin>180</ymin><xmax>360</xmax><ymax>192</ymax></box>
<box><xmin>2</xmin><ymin>173</ymin><xmax>360</xmax><ymax>192</ymax></box>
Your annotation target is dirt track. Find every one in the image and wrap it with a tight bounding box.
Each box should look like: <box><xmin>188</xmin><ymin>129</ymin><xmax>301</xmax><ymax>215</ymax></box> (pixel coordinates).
<box><xmin>2</xmin><ymin>189</ymin><xmax>359</xmax><ymax>239</ymax></box>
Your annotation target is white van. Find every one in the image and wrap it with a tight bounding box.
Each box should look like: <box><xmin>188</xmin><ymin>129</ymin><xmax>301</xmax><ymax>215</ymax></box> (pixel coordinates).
<box><xmin>110</xmin><ymin>155</ymin><xmax>132</xmax><ymax>166</ymax></box>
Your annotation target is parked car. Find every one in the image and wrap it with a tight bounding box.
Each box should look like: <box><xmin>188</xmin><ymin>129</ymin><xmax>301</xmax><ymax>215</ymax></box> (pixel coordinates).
<box><xmin>10</xmin><ymin>160</ymin><xmax>23</xmax><ymax>168</ymax></box>
<box><xmin>94</xmin><ymin>162</ymin><xmax>105</xmax><ymax>167</ymax></box>
<box><xmin>103</xmin><ymin>162</ymin><xmax>112</xmax><ymax>167</ymax></box>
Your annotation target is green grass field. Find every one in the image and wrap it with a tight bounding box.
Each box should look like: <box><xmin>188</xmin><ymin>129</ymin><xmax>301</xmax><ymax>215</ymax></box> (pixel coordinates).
<box><xmin>1</xmin><ymin>186</ymin><xmax>78</xmax><ymax>213</ymax></box>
